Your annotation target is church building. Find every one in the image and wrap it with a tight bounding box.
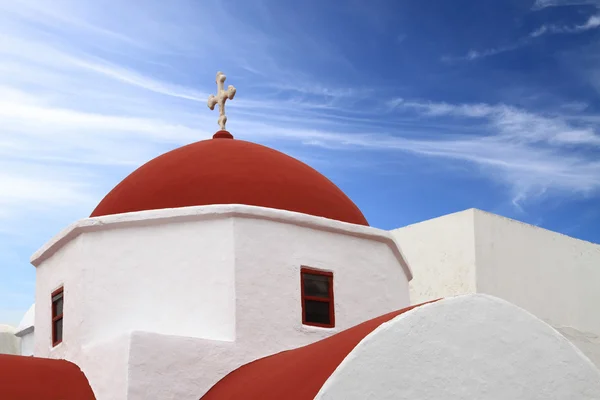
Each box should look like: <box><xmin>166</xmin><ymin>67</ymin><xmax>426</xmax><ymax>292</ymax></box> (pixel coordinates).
<box><xmin>1</xmin><ymin>72</ymin><xmax>600</xmax><ymax>400</ymax></box>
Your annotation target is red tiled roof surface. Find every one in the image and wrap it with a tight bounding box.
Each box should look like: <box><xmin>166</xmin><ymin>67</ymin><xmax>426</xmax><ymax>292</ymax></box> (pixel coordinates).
<box><xmin>0</xmin><ymin>354</ymin><xmax>96</xmax><ymax>399</ymax></box>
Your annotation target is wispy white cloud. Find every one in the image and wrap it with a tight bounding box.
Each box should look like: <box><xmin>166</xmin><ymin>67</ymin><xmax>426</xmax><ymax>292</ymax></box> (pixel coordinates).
<box><xmin>390</xmin><ymin>98</ymin><xmax>600</xmax><ymax>146</ymax></box>
<box><xmin>461</xmin><ymin>43</ymin><xmax>526</xmax><ymax>61</ymax></box>
<box><xmin>383</xmin><ymin>98</ymin><xmax>600</xmax><ymax>203</ymax></box>
<box><xmin>532</xmin><ymin>0</ymin><xmax>600</xmax><ymax>10</ymax></box>
<box><xmin>530</xmin><ymin>14</ymin><xmax>600</xmax><ymax>37</ymax></box>
<box><xmin>448</xmin><ymin>13</ymin><xmax>600</xmax><ymax>62</ymax></box>
<box><xmin>443</xmin><ymin>38</ymin><xmax>531</xmax><ymax>62</ymax></box>
<box><xmin>389</xmin><ymin>98</ymin><xmax>497</xmax><ymax>118</ymax></box>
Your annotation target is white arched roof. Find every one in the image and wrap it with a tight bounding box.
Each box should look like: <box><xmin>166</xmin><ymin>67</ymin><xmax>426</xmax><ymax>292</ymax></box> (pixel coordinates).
<box><xmin>316</xmin><ymin>295</ymin><xmax>600</xmax><ymax>400</ymax></box>
<box><xmin>15</xmin><ymin>303</ymin><xmax>35</xmax><ymax>337</ymax></box>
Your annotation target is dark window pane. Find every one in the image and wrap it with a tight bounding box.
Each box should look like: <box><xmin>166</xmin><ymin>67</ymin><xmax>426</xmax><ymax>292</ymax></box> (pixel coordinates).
<box><xmin>53</xmin><ymin>297</ymin><xmax>63</xmax><ymax>316</ymax></box>
<box><xmin>305</xmin><ymin>300</ymin><xmax>331</xmax><ymax>325</ymax></box>
<box><xmin>54</xmin><ymin>318</ymin><xmax>63</xmax><ymax>343</ymax></box>
<box><xmin>302</xmin><ymin>273</ymin><xmax>329</xmax><ymax>298</ymax></box>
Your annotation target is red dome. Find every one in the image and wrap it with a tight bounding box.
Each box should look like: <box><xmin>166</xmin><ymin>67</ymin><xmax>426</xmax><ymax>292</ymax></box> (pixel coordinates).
<box><xmin>90</xmin><ymin>132</ymin><xmax>368</xmax><ymax>226</ymax></box>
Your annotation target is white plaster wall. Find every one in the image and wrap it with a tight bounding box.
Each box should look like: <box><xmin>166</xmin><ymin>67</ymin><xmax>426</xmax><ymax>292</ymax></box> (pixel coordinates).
<box><xmin>123</xmin><ymin>213</ymin><xmax>411</xmax><ymax>399</ymax></box>
<box><xmin>0</xmin><ymin>326</ymin><xmax>19</xmax><ymax>355</ymax></box>
<box><xmin>126</xmin><ymin>331</ymin><xmax>235</xmax><ymax>400</ymax></box>
<box><xmin>391</xmin><ymin>209</ymin><xmax>600</xmax><ymax>368</ymax></box>
<box><xmin>32</xmin><ymin>213</ymin><xmax>236</xmax><ymax>400</ymax></box>
<box><xmin>31</xmin><ymin>204</ymin><xmax>411</xmax><ymax>400</ymax></box>
<box><xmin>78</xmin><ymin>333</ymin><xmax>131</xmax><ymax>400</ymax></box>
<box><xmin>474</xmin><ymin>210</ymin><xmax>600</xmax><ymax>368</ymax></box>
<box><xmin>34</xmin><ymin>234</ymin><xmax>85</xmax><ymax>360</ymax></box>
<box><xmin>391</xmin><ymin>209</ymin><xmax>476</xmax><ymax>304</ymax></box>
<box><xmin>18</xmin><ymin>331</ymin><xmax>34</xmax><ymax>356</ymax></box>
<box><xmin>234</xmin><ymin>216</ymin><xmax>409</xmax><ymax>349</ymax></box>
<box><xmin>76</xmin><ymin>217</ymin><xmax>236</xmax><ymax>344</ymax></box>
<box><xmin>34</xmin><ymin>218</ymin><xmax>235</xmax><ymax>355</ymax></box>
<box><xmin>33</xmin><ymin>235</ymin><xmax>111</xmax><ymax>395</ymax></box>
<box><xmin>316</xmin><ymin>295</ymin><xmax>600</xmax><ymax>400</ymax></box>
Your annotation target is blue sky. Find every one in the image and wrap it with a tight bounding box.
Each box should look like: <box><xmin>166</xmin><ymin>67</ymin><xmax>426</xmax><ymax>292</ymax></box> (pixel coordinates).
<box><xmin>1</xmin><ymin>0</ymin><xmax>600</xmax><ymax>325</ymax></box>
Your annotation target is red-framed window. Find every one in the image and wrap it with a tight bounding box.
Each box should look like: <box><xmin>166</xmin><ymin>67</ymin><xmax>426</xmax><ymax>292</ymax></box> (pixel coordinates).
<box><xmin>51</xmin><ymin>287</ymin><xmax>64</xmax><ymax>346</ymax></box>
<box><xmin>300</xmin><ymin>267</ymin><xmax>335</xmax><ymax>328</ymax></box>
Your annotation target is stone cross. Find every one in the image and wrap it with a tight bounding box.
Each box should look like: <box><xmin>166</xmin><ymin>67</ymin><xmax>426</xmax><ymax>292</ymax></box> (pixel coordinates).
<box><xmin>207</xmin><ymin>71</ymin><xmax>237</xmax><ymax>131</ymax></box>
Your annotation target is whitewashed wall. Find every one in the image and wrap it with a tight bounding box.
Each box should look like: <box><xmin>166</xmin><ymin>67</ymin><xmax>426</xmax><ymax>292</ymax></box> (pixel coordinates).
<box><xmin>126</xmin><ymin>209</ymin><xmax>411</xmax><ymax>399</ymax></box>
<box><xmin>233</xmin><ymin>216</ymin><xmax>410</xmax><ymax>350</ymax></box>
<box><xmin>474</xmin><ymin>210</ymin><xmax>600</xmax><ymax>368</ymax></box>
<box><xmin>316</xmin><ymin>295</ymin><xmax>600</xmax><ymax>400</ymax></box>
<box><xmin>34</xmin><ymin>234</ymin><xmax>85</xmax><ymax>360</ymax></box>
<box><xmin>15</xmin><ymin>303</ymin><xmax>35</xmax><ymax>356</ymax></box>
<box><xmin>127</xmin><ymin>331</ymin><xmax>233</xmax><ymax>400</ymax></box>
<box><xmin>78</xmin><ymin>332</ymin><xmax>131</xmax><ymax>400</ymax></box>
<box><xmin>17</xmin><ymin>332</ymin><xmax>34</xmax><ymax>356</ymax></box>
<box><xmin>392</xmin><ymin>209</ymin><xmax>476</xmax><ymax>304</ymax></box>
<box><xmin>76</xmin><ymin>218</ymin><xmax>236</xmax><ymax>344</ymax></box>
<box><xmin>32</xmin><ymin>210</ymin><xmax>237</xmax><ymax>399</ymax></box>
<box><xmin>0</xmin><ymin>325</ymin><xmax>19</xmax><ymax>355</ymax></box>
<box><xmin>391</xmin><ymin>208</ymin><xmax>600</xmax><ymax>368</ymax></box>
<box><xmin>31</xmin><ymin>204</ymin><xmax>411</xmax><ymax>400</ymax></box>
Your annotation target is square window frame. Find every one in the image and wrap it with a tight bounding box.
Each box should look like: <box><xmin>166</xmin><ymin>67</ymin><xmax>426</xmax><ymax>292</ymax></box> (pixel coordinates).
<box><xmin>300</xmin><ymin>267</ymin><xmax>335</xmax><ymax>328</ymax></box>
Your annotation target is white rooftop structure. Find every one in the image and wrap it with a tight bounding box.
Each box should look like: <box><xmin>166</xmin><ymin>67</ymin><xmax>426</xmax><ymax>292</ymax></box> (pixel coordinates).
<box><xmin>0</xmin><ymin>324</ymin><xmax>19</xmax><ymax>355</ymax></box>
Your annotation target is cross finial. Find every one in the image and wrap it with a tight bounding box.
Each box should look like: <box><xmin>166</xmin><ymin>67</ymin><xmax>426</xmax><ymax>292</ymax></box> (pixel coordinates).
<box><xmin>207</xmin><ymin>71</ymin><xmax>236</xmax><ymax>131</ymax></box>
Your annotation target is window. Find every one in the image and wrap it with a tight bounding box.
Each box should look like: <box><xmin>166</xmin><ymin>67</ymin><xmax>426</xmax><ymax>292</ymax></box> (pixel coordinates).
<box><xmin>301</xmin><ymin>268</ymin><xmax>334</xmax><ymax>328</ymax></box>
<box><xmin>51</xmin><ymin>287</ymin><xmax>64</xmax><ymax>346</ymax></box>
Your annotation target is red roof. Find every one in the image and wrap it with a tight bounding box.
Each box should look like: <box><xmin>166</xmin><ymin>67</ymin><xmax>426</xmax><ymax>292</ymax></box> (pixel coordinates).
<box><xmin>0</xmin><ymin>354</ymin><xmax>96</xmax><ymax>399</ymax></box>
<box><xmin>91</xmin><ymin>131</ymin><xmax>368</xmax><ymax>226</ymax></box>
<box><xmin>201</xmin><ymin>301</ymin><xmax>437</xmax><ymax>400</ymax></box>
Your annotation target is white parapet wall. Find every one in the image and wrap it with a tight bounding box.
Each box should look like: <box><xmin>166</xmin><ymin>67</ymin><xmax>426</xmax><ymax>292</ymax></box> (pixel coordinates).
<box><xmin>473</xmin><ymin>209</ymin><xmax>600</xmax><ymax>368</ymax></box>
<box><xmin>391</xmin><ymin>208</ymin><xmax>600</xmax><ymax>368</ymax></box>
<box><xmin>392</xmin><ymin>209</ymin><xmax>477</xmax><ymax>303</ymax></box>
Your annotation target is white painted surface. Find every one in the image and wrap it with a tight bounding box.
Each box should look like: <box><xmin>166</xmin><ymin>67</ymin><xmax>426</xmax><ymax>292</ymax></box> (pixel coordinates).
<box><xmin>79</xmin><ymin>333</ymin><xmax>131</xmax><ymax>400</ymax></box>
<box><xmin>31</xmin><ymin>204</ymin><xmax>411</xmax><ymax>399</ymax></box>
<box><xmin>18</xmin><ymin>332</ymin><xmax>34</xmax><ymax>356</ymax></box>
<box><xmin>34</xmin><ymin>233</ymin><xmax>84</xmax><ymax>360</ymax></box>
<box><xmin>474</xmin><ymin>210</ymin><xmax>600</xmax><ymax>367</ymax></box>
<box><xmin>15</xmin><ymin>303</ymin><xmax>35</xmax><ymax>356</ymax></box>
<box><xmin>392</xmin><ymin>209</ymin><xmax>476</xmax><ymax>304</ymax></box>
<box><xmin>392</xmin><ymin>208</ymin><xmax>600</xmax><ymax>368</ymax></box>
<box><xmin>125</xmin><ymin>213</ymin><xmax>410</xmax><ymax>399</ymax></box>
<box><xmin>316</xmin><ymin>295</ymin><xmax>600</xmax><ymax>400</ymax></box>
<box><xmin>233</xmin><ymin>216</ymin><xmax>409</xmax><ymax>349</ymax></box>
<box><xmin>127</xmin><ymin>331</ymin><xmax>234</xmax><ymax>400</ymax></box>
<box><xmin>0</xmin><ymin>325</ymin><xmax>19</xmax><ymax>355</ymax></box>
<box><xmin>76</xmin><ymin>217</ymin><xmax>236</xmax><ymax>344</ymax></box>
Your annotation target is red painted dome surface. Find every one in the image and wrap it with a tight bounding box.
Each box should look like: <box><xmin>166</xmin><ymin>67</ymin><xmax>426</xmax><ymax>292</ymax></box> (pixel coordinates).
<box><xmin>0</xmin><ymin>354</ymin><xmax>96</xmax><ymax>399</ymax></box>
<box><xmin>200</xmin><ymin>300</ymin><xmax>438</xmax><ymax>400</ymax></box>
<box><xmin>91</xmin><ymin>132</ymin><xmax>368</xmax><ymax>225</ymax></box>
